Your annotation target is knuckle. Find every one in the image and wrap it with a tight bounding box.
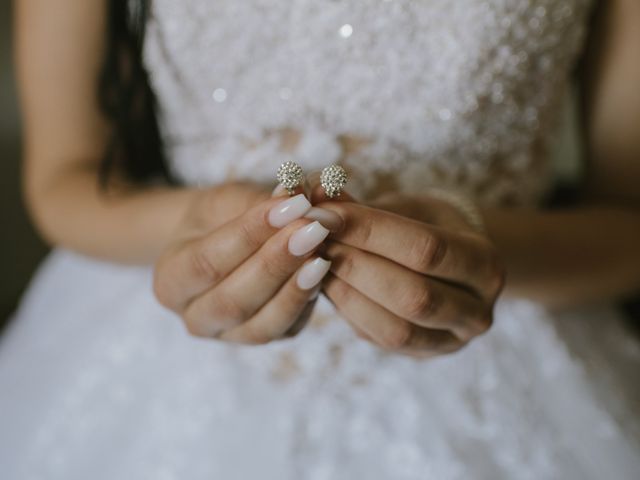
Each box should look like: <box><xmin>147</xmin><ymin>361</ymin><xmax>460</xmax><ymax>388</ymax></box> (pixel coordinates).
<box><xmin>337</xmin><ymin>251</ymin><xmax>356</xmax><ymax>279</ymax></box>
<box><xmin>326</xmin><ymin>277</ymin><xmax>352</xmax><ymax>304</ymax></box>
<box><xmin>470</xmin><ymin>310</ymin><xmax>494</xmax><ymax>337</ymax></box>
<box><xmin>483</xmin><ymin>244</ymin><xmax>506</xmax><ymax>296</ymax></box>
<box><xmin>412</xmin><ymin>232</ymin><xmax>447</xmax><ymax>272</ymax></box>
<box><xmin>181</xmin><ymin>314</ymin><xmax>210</xmax><ymax>339</ymax></box>
<box><xmin>355</xmin><ymin>213</ymin><xmax>375</xmax><ymax>246</ymax></box>
<box><xmin>189</xmin><ymin>243</ymin><xmax>223</xmax><ymax>284</ymax></box>
<box><xmin>237</xmin><ymin>217</ymin><xmax>264</xmax><ymax>251</ymax></box>
<box><xmin>242</xmin><ymin>330</ymin><xmax>272</xmax><ymax>345</ymax></box>
<box><xmin>256</xmin><ymin>251</ymin><xmax>292</xmax><ymax>280</ymax></box>
<box><xmin>152</xmin><ymin>263</ymin><xmax>173</xmax><ymax>309</ymax></box>
<box><xmin>400</xmin><ymin>284</ymin><xmax>439</xmax><ymax>320</ymax></box>
<box><xmin>379</xmin><ymin>321</ymin><xmax>413</xmax><ymax>350</ymax></box>
<box><xmin>210</xmin><ymin>293</ymin><xmax>249</xmax><ymax>324</ymax></box>
<box><xmin>455</xmin><ymin>325</ymin><xmax>476</xmax><ymax>343</ymax></box>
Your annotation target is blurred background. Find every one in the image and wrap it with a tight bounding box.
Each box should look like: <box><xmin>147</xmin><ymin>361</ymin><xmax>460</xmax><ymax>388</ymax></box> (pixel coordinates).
<box><xmin>0</xmin><ymin>2</ymin><xmax>48</xmax><ymax>329</ymax></box>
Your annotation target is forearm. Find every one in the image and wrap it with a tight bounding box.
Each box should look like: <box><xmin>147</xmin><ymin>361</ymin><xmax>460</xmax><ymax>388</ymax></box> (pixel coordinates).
<box><xmin>480</xmin><ymin>204</ymin><xmax>640</xmax><ymax>308</ymax></box>
<box><xmin>27</xmin><ymin>164</ymin><xmax>196</xmax><ymax>264</ymax></box>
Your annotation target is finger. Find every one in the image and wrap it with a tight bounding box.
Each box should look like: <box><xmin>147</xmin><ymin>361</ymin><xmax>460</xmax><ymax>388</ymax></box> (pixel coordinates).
<box><xmin>219</xmin><ymin>258</ymin><xmax>331</xmax><ymax>344</ymax></box>
<box><xmin>184</xmin><ymin>220</ymin><xmax>329</xmax><ymax>335</ymax></box>
<box><xmin>350</xmin><ymin>323</ymin><xmax>374</xmax><ymax>342</ymax></box>
<box><xmin>325</xmin><ymin>242</ymin><xmax>492</xmax><ymax>341</ymax></box>
<box><xmin>281</xmin><ymin>298</ymin><xmax>317</xmax><ymax>338</ymax></box>
<box><xmin>323</xmin><ymin>274</ymin><xmax>463</xmax><ymax>355</ymax></box>
<box><xmin>316</xmin><ymin>202</ymin><xmax>503</xmax><ymax>300</ymax></box>
<box><xmin>154</xmin><ymin>194</ymin><xmax>313</xmax><ymax>311</ymax></box>
<box><xmin>274</xmin><ymin>182</ymin><xmax>344</xmax><ymax>231</ymax></box>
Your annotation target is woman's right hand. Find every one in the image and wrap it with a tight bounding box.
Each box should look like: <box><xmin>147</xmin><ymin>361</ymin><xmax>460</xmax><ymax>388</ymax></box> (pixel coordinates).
<box><xmin>152</xmin><ymin>185</ymin><xmax>343</xmax><ymax>344</ymax></box>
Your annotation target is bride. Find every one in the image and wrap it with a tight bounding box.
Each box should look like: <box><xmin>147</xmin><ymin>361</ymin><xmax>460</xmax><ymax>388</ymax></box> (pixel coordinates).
<box><xmin>2</xmin><ymin>0</ymin><xmax>639</xmax><ymax>478</ymax></box>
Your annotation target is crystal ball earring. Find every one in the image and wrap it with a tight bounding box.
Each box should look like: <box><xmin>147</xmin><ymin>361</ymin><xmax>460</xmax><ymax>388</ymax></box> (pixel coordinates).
<box><xmin>276</xmin><ymin>161</ymin><xmax>304</xmax><ymax>195</ymax></box>
<box><xmin>320</xmin><ymin>164</ymin><xmax>348</xmax><ymax>198</ymax></box>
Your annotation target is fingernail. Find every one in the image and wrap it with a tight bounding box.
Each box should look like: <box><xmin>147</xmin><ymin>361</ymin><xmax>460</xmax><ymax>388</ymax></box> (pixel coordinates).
<box><xmin>288</xmin><ymin>221</ymin><xmax>330</xmax><ymax>256</ymax></box>
<box><xmin>271</xmin><ymin>184</ymin><xmax>288</xmax><ymax>197</ymax></box>
<box><xmin>297</xmin><ymin>258</ymin><xmax>332</xmax><ymax>290</ymax></box>
<box><xmin>304</xmin><ymin>207</ymin><xmax>344</xmax><ymax>232</ymax></box>
<box><xmin>268</xmin><ymin>194</ymin><xmax>311</xmax><ymax>227</ymax></box>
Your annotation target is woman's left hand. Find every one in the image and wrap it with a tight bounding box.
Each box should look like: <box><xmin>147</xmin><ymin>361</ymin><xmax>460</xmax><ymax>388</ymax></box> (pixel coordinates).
<box><xmin>315</xmin><ymin>192</ymin><xmax>506</xmax><ymax>359</ymax></box>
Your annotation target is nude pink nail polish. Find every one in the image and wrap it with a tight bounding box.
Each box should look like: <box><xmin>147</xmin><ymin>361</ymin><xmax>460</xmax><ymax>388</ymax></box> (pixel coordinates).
<box><xmin>297</xmin><ymin>258</ymin><xmax>332</xmax><ymax>290</ymax></box>
<box><xmin>288</xmin><ymin>221</ymin><xmax>330</xmax><ymax>256</ymax></box>
<box><xmin>268</xmin><ymin>194</ymin><xmax>312</xmax><ymax>228</ymax></box>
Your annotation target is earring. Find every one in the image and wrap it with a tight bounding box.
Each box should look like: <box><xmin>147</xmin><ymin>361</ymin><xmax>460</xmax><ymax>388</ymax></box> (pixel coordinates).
<box><xmin>320</xmin><ymin>164</ymin><xmax>348</xmax><ymax>198</ymax></box>
<box><xmin>276</xmin><ymin>161</ymin><xmax>304</xmax><ymax>195</ymax></box>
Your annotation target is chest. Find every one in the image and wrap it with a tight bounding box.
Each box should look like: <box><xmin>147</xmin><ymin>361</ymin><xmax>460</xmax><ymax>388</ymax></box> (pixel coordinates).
<box><xmin>144</xmin><ymin>0</ymin><xmax>591</xmax><ymax>206</ymax></box>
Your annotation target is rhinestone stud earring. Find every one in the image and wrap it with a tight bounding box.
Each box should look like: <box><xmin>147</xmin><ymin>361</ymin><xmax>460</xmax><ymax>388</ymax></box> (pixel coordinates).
<box><xmin>276</xmin><ymin>161</ymin><xmax>304</xmax><ymax>195</ymax></box>
<box><xmin>320</xmin><ymin>164</ymin><xmax>348</xmax><ymax>198</ymax></box>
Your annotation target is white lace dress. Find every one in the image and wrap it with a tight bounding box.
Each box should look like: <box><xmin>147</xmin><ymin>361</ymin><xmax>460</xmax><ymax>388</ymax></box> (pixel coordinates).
<box><xmin>1</xmin><ymin>1</ymin><xmax>639</xmax><ymax>479</ymax></box>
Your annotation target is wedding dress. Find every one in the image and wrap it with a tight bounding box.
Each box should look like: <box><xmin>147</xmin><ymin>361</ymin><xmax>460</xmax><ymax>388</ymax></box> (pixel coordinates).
<box><xmin>2</xmin><ymin>1</ymin><xmax>639</xmax><ymax>479</ymax></box>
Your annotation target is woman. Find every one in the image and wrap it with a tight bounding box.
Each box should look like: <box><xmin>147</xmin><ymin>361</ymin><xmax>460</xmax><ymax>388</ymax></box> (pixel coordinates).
<box><xmin>1</xmin><ymin>0</ymin><xmax>639</xmax><ymax>478</ymax></box>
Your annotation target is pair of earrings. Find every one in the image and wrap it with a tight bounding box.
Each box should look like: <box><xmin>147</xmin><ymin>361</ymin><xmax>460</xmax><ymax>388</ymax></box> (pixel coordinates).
<box><xmin>276</xmin><ymin>161</ymin><xmax>348</xmax><ymax>198</ymax></box>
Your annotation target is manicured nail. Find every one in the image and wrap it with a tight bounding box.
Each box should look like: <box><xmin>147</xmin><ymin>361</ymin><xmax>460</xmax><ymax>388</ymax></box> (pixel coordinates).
<box><xmin>271</xmin><ymin>184</ymin><xmax>287</xmax><ymax>197</ymax></box>
<box><xmin>297</xmin><ymin>258</ymin><xmax>332</xmax><ymax>290</ymax></box>
<box><xmin>288</xmin><ymin>221</ymin><xmax>330</xmax><ymax>256</ymax></box>
<box><xmin>268</xmin><ymin>194</ymin><xmax>312</xmax><ymax>228</ymax></box>
<box><xmin>304</xmin><ymin>207</ymin><xmax>344</xmax><ymax>232</ymax></box>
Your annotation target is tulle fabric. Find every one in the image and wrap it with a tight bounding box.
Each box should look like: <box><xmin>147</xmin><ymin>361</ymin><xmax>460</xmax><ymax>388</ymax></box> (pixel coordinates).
<box><xmin>1</xmin><ymin>250</ymin><xmax>638</xmax><ymax>479</ymax></box>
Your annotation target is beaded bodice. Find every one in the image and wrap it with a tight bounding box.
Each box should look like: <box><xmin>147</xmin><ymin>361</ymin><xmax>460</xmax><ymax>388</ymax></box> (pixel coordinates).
<box><xmin>144</xmin><ymin>0</ymin><xmax>592</xmax><ymax>206</ymax></box>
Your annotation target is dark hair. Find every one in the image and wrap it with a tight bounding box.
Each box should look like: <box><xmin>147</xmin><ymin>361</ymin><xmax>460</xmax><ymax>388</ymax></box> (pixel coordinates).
<box><xmin>98</xmin><ymin>0</ymin><xmax>174</xmax><ymax>186</ymax></box>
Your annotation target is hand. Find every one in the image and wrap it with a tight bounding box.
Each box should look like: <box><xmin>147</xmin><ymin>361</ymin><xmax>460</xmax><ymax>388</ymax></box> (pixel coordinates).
<box><xmin>314</xmin><ymin>191</ymin><xmax>506</xmax><ymax>358</ymax></box>
<box><xmin>152</xmin><ymin>184</ymin><xmax>342</xmax><ymax>344</ymax></box>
